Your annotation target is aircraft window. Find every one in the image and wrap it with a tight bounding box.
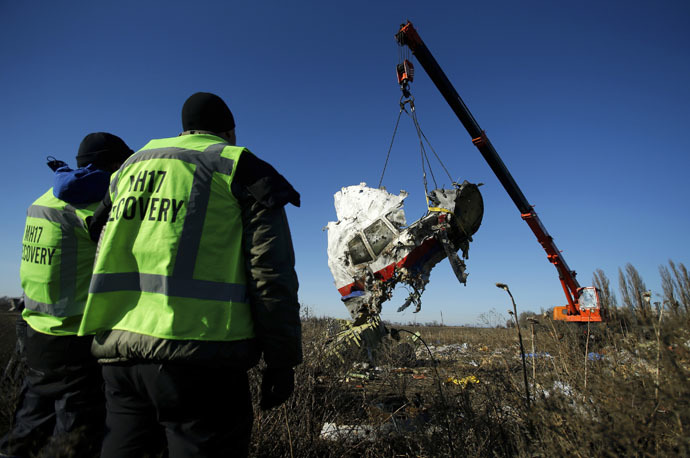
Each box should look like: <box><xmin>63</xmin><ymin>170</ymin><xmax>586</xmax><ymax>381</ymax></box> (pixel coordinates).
<box><xmin>364</xmin><ymin>219</ymin><xmax>394</xmax><ymax>256</ymax></box>
<box><xmin>347</xmin><ymin>234</ymin><xmax>373</xmax><ymax>265</ymax></box>
<box><xmin>385</xmin><ymin>209</ymin><xmax>405</xmax><ymax>230</ymax></box>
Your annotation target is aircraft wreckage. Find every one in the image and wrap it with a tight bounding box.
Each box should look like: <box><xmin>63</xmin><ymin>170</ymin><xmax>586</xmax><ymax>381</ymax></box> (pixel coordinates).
<box><xmin>326</xmin><ymin>181</ymin><xmax>483</xmax><ymax>324</ymax></box>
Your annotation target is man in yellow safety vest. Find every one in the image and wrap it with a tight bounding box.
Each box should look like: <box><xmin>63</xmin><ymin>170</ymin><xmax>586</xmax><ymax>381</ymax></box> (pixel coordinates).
<box><xmin>2</xmin><ymin>133</ymin><xmax>133</xmax><ymax>457</ymax></box>
<box><xmin>80</xmin><ymin>92</ymin><xmax>302</xmax><ymax>457</ymax></box>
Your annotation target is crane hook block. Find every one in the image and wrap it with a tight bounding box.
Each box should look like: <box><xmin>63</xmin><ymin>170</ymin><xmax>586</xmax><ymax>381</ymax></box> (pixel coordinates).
<box><xmin>396</xmin><ymin>59</ymin><xmax>414</xmax><ymax>85</ymax></box>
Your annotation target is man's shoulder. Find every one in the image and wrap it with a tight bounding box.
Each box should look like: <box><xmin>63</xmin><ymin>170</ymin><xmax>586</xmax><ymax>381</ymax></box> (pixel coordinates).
<box><xmin>30</xmin><ymin>188</ymin><xmax>55</xmax><ymax>204</ymax></box>
<box><xmin>234</xmin><ymin>153</ymin><xmax>300</xmax><ymax>209</ymax></box>
<box><xmin>30</xmin><ymin>188</ymin><xmax>64</xmax><ymax>208</ymax></box>
<box><xmin>141</xmin><ymin>133</ymin><xmax>236</xmax><ymax>154</ymax></box>
<box><xmin>52</xmin><ymin>166</ymin><xmax>110</xmax><ymax>206</ymax></box>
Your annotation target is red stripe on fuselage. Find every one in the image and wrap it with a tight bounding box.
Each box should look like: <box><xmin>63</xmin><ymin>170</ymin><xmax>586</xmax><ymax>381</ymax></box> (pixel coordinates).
<box><xmin>337</xmin><ymin>238</ymin><xmax>439</xmax><ymax>297</ymax></box>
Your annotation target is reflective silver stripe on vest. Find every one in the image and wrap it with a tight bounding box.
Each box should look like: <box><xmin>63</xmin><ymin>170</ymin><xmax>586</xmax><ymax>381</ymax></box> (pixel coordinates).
<box><xmin>93</xmin><ymin>143</ymin><xmax>245</xmax><ymax>302</ymax></box>
<box><xmin>27</xmin><ymin>205</ymin><xmax>83</xmax><ymax>227</ymax></box>
<box><xmin>90</xmin><ymin>272</ymin><xmax>246</xmax><ymax>302</ymax></box>
<box><xmin>110</xmin><ymin>167</ymin><xmax>124</xmax><ymax>199</ymax></box>
<box><xmin>25</xmin><ymin>204</ymin><xmax>82</xmax><ymax>316</ymax></box>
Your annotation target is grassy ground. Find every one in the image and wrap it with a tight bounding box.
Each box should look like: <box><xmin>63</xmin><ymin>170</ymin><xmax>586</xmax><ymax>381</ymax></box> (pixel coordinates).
<box><xmin>247</xmin><ymin>312</ymin><xmax>690</xmax><ymax>457</ymax></box>
<box><xmin>0</xmin><ymin>312</ymin><xmax>18</xmax><ymax>365</ymax></box>
<box><xmin>0</xmin><ymin>310</ymin><xmax>21</xmax><ymax>436</ymax></box>
<box><xmin>2</xmin><ymin>308</ymin><xmax>690</xmax><ymax>457</ymax></box>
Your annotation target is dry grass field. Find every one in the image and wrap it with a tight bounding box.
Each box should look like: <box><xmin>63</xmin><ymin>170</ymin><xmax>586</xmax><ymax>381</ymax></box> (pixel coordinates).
<box><xmin>0</xmin><ymin>310</ymin><xmax>22</xmax><ymax>437</ymax></box>
<box><xmin>246</xmin><ymin>311</ymin><xmax>690</xmax><ymax>457</ymax></box>
<box><xmin>2</xmin><ymin>299</ymin><xmax>690</xmax><ymax>457</ymax></box>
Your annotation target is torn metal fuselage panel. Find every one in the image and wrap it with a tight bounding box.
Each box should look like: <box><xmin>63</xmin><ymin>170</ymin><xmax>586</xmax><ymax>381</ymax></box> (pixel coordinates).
<box><xmin>326</xmin><ymin>181</ymin><xmax>483</xmax><ymax>324</ymax></box>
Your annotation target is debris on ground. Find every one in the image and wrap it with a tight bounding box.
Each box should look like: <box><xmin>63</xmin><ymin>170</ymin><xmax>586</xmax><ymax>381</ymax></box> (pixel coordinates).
<box><xmin>326</xmin><ymin>182</ymin><xmax>483</xmax><ymax>323</ymax></box>
<box><xmin>324</xmin><ymin>315</ymin><xmax>389</xmax><ymax>362</ymax></box>
<box><xmin>320</xmin><ymin>422</ymin><xmax>379</xmax><ymax>442</ymax></box>
<box><xmin>445</xmin><ymin>375</ymin><xmax>479</xmax><ymax>388</ymax></box>
<box><xmin>414</xmin><ymin>343</ymin><xmax>469</xmax><ymax>361</ymax></box>
<box><xmin>525</xmin><ymin>352</ymin><xmax>552</xmax><ymax>359</ymax></box>
<box><xmin>319</xmin><ymin>395</ymin><xmax>436</xmax><ymax>443</ymax></box>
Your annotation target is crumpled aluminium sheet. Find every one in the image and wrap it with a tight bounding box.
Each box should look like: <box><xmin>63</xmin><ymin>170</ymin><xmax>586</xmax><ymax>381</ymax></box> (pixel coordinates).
<box><xmin>326</xmin><ymin>184</ymin><xmax>408</xmax><ymax>290</ymax></box>
<box><xmin>326</xmin><ymin>182</ymin><xmax>483</xmax><ymax>323</ymax></box>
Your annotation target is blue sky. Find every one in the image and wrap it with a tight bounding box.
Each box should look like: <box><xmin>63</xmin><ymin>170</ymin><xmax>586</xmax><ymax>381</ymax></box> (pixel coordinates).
<box><xmin>1</xmin><ymin>1</ymin><xmax>688</xmax><ymax>325</ymax></box>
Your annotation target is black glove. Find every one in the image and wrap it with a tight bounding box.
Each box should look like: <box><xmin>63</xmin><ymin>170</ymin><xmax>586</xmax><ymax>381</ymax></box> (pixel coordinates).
<box><xmin>260</xmin><ymin>367</ymin><xmax>294</xmax><ymax>410</ymax></box>
<box><xmin>46</xmin><ymin>156</ymin><xmax>68</xmax><ymax>172</ymax></box>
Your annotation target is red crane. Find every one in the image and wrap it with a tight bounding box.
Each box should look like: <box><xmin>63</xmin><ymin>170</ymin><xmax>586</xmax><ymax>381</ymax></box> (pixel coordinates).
<box><xmin>395</xmin><ymin>21</ymin><xmax>603</xmax><ymax>322</ymax></box>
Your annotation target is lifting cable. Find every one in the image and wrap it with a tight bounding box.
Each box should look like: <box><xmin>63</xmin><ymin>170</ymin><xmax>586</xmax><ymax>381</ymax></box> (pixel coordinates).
<box><xmin>378</xmin><ymin>54</ymin><xmax>471</xmax><ymax>240</ymax></box>
<box><xmin>378</xmin><ymin>94</ymin><xmax>454</xmax><ymax>196</ymax></box>
<box><xmin>377</xmin><ymin>102</ymin><xmax>404</xmax><ymax>188</ymax></box>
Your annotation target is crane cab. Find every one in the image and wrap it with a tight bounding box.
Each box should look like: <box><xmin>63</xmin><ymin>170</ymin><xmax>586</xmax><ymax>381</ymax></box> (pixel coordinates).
<box><xmin>553</xmin><ymin>287</ymin><xmax>603</xmax><ymax>322</ymax></box>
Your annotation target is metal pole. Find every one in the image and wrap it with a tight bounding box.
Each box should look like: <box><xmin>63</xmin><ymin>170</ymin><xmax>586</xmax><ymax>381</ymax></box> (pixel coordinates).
<box><xmin>497</xmin><ymin>283</ymin><xmax>531</xmax><ymax>406</ymax></box>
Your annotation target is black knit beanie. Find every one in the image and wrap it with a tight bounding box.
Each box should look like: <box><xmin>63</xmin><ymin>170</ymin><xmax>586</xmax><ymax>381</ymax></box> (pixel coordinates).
<box><xmin>76</xmin><ymin>132</ymin><xmax>134</xmax><ymax>168</ymax></box>
<box><xmin>181</xmin><ymin>92</ymin><xmax>235</xmax><ymax>133</ymax></box>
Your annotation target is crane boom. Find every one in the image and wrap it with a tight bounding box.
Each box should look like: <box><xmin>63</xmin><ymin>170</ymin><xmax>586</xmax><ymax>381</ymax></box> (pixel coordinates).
<box><xmin>395</xmin><ymin>21</ymin><xmax>603</xmax><ymax>322</ymax></box>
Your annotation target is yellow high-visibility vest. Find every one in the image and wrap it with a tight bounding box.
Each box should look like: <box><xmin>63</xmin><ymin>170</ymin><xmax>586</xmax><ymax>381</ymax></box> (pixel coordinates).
<box><xmin>21</xmin><ymin>190</ymin><xmax>98</xmax><ymax>335</ymax></box>
<box><xmin>79</xmin><ymin>134</ymin><xmax>254</xmax><ymax>341</ymax></box>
